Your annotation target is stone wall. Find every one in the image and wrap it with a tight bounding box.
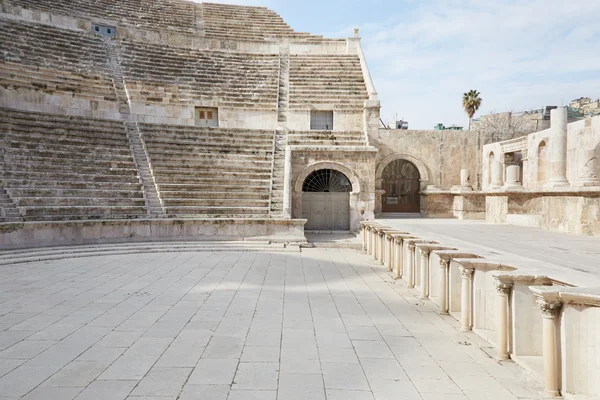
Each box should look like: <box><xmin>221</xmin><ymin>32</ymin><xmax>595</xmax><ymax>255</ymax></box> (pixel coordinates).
<box><xmin>371</xmin><ymin>128</ymin><xmax>526</xmax><ymax>215</ymax></box>
<box><xmin>290</xmin><ymin>148</ymin><xmax>377</xmax><ymax>231</ymax></box>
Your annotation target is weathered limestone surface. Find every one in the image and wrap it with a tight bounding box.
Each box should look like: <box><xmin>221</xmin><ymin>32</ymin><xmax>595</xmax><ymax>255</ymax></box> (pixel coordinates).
<box><xmin>364</xmin><ymin>218</ymin><xmax>600</xmax><ymax>399</ymax></box>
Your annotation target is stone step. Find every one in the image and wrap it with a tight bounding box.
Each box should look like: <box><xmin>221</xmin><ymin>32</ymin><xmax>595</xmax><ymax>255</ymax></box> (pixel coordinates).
<box><xmin>19</xmin><ymin>206</ymin><xmax>149</xmax><ymax>219</ymax></box>
<box><xmin>15</xmin><ymin>197</ymin><xmax>147</xmax><ymax>207</ymax></box>
<box><xmin>162</xmin><ymin>199</ymin><xmax>269</xmax><ymax>207</ymax></box>
<box><xmin>7</xmin><ymin>188</ymin><xmax>144</xmax><ymax>199</ymax></box>
<box><xmin>2</xmin><ymin>179</ymin><xmax>142</xmax><ymax>190</ymax></box>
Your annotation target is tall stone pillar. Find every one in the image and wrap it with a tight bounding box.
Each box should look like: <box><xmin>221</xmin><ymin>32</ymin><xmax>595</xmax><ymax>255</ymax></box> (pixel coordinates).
<box><xmin>459</xmin><ymin>267</ymin><xmax>474</xmax><ymax>331</ymax></box>
<box><xmin>378</xmin><ymin>232</ymin><xmax>385</xmax><ymax>265</ymax></box>
<box><xmin>394</xmin><ymin>239</ymin><xmax>403</xmax><ymax>279</ymax></box>
<box><xmin>495</xmin><ymin>282</ymin><xmax>513</xmax><ymax>360</ymax></box>
<box><xmin>536</xmin><ymin>297</ymin><xmax>563</xmax><ymax>397</ymax></box>
<box><xmin>407</xmin><ymin>244</ymin><xmax>416</xmax><ymax>288</ymax></box>
<box><xmin>420</xmin><ymin>250</ymin><xmax>430</xmax><ymax>299</ymax></box>
<box><xmin>439</xmin><ymin>259</ymin><xmax>449</xmax><ymax>315</ymax></box>
<box><xmin>491</xmin><ymin>161</ymin><xmax>504</xmax><ymax>188</ymax></box>
<box><xmin>546</xmin><ymin>107</ymin><xmax>569</xmax><ymax>187</ymax></box>
<box><xmin>386</xmin><ymin>236</ymin><xmax>393</xmax><ymax>271</ymax></box>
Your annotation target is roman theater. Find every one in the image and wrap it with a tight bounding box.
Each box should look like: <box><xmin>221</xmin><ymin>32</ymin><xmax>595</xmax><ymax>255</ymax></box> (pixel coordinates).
<box><xmin>0</xmin><ymin>1</ymin><xmax>598</xmax><ymax>399</ymax></box>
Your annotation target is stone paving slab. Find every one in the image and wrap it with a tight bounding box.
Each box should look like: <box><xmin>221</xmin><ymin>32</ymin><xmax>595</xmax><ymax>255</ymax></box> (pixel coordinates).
<box><xmin>378</xmin><ymin>217</ymin><xmax>600</xmax><ymax>285</ymax></box>
<box><xmin>0</xmin><ymin>248</ymin><xmax>547</xmax><ymax>399</ymax></box>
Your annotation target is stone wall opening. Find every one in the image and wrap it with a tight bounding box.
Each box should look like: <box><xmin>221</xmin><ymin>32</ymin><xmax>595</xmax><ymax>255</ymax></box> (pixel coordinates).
<box><xmin>381</xmin><ymin>159</ymin><xmax>420</xmax><ymax>213</ymax></box>
<box><xmin>302</xmin><ymin>169</ymin><xmax>351</xmax><ymax>230</ymax></box>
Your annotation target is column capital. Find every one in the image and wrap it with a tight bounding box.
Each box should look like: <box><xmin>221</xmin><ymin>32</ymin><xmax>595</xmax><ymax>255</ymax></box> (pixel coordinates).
<box><xmin>439</xmin><ymin>258</ymin><xmax>450</xmax><ymax>268</ymax></box>
<box><xmin>495</xmin><ymin>282</ymin><xmax>513</xmax><ymax>295</ymax></box>
<box><xmin>421</xmin><ymin>249</ymin><xmax>430</xmax><ymax>257</ymax></box>
<box><xmin>536</xmin><ymin>297</ymin><xmax>562</xmax><ymax>318</ymax></box>
<box><xmin>408</xmin><ymin>244</ymin><xmax>416</xmax><ymax>251</ymax></box>
<box><xmin>459</xmin><ymin>266</ymin><xmax>474</xmax><ymax>278</ymax></box>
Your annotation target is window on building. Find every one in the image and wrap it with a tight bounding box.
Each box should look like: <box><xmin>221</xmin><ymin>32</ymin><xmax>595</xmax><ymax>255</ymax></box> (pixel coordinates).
<box><xmin>195</xmin><ymin>107</ymin><xmax>219</xmax><ymax>127</ymax></box>
<box><xmin>92</xmin><ymin>24</ymin><xmax>117</xmax><ymax>37</ymax></box>
<box><xmin>310</xmin><ymin>111</ymin><xmax>334</xmax><ymax>130</ymax></box>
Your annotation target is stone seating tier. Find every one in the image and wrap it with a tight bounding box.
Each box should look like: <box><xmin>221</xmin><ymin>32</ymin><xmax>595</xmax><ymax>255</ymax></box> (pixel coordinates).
<box><xmin>201</xmin><ymin>2</ymin><xmax>324</xmax><ymax>41</ymax></box>
<box><xmin>0</xmin><ymin>19</ymin><xmax>117</xmax><ymax>105</ymax></box>
<box><xmin>289</xmin><ymin>55</ymin><xmax>368</xmax><ymax>109</ymax></box>
<box><xmin>5</xmin><ymin>0</ymin><xmax>197</xmax><ymax>33</ymax></box>
<box><xmin>0</xmin><ymin>108</ymin><xmax>147</xmax><ymax>221</ymax></box>
<box><xmin>140</xmin><ymin>123</ymin><xmax>275</xmax><ymax>218</ymax></box>
<box><xmin>118</xmin><ymin>41</ymin><xmax>279</xmax><ymax>109</ymax></box>
<box><xmin>0</xmin><ymin>19</ymin><xmax>110</xmax><ymax>73</ymax></box>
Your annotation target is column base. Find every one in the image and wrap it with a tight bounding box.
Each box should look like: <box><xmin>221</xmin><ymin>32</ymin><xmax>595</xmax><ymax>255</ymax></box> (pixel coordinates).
<box><xmin>495</xmin><ymin>354</ymin><xmax>510</xmax><ymax>362</ymax></box>
<box><xmin>460</xmin><ymin>327</ymin><xmax>472</xmax><ymax>332</ymax></box>
<box><xmin>407</xmin><ymin>284</ymin><xmax>414</xmax><ymax>289</ymax></box>
<box><xmin>543</xmin><ymin>389</ymin><xmax>561</xmax><ymax>398</ymax></box>
<box><xmin>439</xmin><ymin>311</ymin><xmax>449</xmax><ymax>316</ymax></box>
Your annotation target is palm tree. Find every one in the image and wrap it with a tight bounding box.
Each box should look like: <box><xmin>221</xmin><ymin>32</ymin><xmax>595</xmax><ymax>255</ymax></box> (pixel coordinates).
<box><xmin>462</xmin><ymin>90</ymin><xmax>482</xmax><ymax>130</ymax></box>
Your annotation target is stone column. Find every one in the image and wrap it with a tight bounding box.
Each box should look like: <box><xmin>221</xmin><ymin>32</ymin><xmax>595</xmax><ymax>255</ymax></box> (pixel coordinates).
<box><xmin>394</xmin><ymin>239</ymin><xmax>403</xmax><ymax>279</ymax></box>
<box><xmin>459</xmin><ymin>267</ymin><xmax>474</xmax><ymax>331</ymax></box>
<box><xmin>366</xmin><ymin>227</ymin><xmax>372</xmax><ymax>255</ymax></box>
<box><xmin>362</xmin><ymin>226</ymin><xmax>367</xmax><ymax>252</ymax></box>
<box><xmin>496</xmin><ymin>282</ymin><xmax>513</xmax><ymax>361</ymax></box>
<box><xmin>576</xmin><ymin>147</ymin><xmax>600</xmax><ymax>187</ymax></box>
<box><xmin>420</xmin><ymin>249</ymin><xmax>430</xmax><ymax>299</ymax></box>
<box><xmin>439</xmin><ymin>259</ymin><xmax>449</xmax><ymax>315</ymax></box>
<box><xmin>373</xmin><ymin>230</ymin><xmax>379</xmax><ymax>261</ymax></box>
<box><xmin>386</xmin><ymin>236</ymin><xmax>393</xmax><ymax>271</ymax></box>
<box><xmin>491</xmin><ymin>161</ymin><xmax>504</xmax><ymax>188</ymax></box>
<box><xmin>407</xmin><ymin>244</ymin><xmax>415</xmax><ymax>288</ymax></box>
<box><xmin>546</xmin><ymin>107</ymin><xmax>569</xmax><ymax>187</ymax></box>
<box><xmin>504</xmin><ymin>165</ymin><xmax>522</xmax><ymax>188</ymax></box>
<box><xmin>379</xmin><ymin>232</ymin><xmax>385</xmax><ymax>266</ymax></box>
<box><xmin>536</xmin><ymin>297</ymin><xmax>562</xmax><ymax>397</ymax></box>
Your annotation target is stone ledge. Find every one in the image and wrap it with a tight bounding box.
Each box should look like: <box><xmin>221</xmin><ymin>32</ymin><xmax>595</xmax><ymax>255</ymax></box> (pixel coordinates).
<box><xmin>0</xmin><ymin>218</ymin><xmax>307</xmax><ymax>249</ymax></box>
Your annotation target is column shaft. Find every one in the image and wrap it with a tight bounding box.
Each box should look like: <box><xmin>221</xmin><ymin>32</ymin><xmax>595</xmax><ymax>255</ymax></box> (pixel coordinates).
<box><xmin>547</xmin><ymin>107</ymin><xmax>569</xmax><ymax>187</ymax></box>
<box><xmin>394</xmin><ymin>242</ymin><xmax>403</xmax><ymax>279</ymax></box>
<box><xmin>407</xmin><ymin>245</ymin><xmax>415</xmax><ymax>288</ymax></box>
<box><xmin>460</xmin><ymin>267</ymin><xmax>473</xmax><ymax>331</ymax></box>
<box><xmin>439</xmin><ymin>260</ymin><xmax>449</xmax><ymax>315</ymax></box>
<box><xmin>496</xmin><ymin>284</ymin><xmax>512</xmax><ymax>360</ymax></box>
<box><xmin>420</xmin><ymin>250</ymin><xmax>429</xmax><ymax>299</ymax></box>
<box><xmin>379</xmin><ymin>234</ymin><xmax>385</xmax><ymax>265</ymax></box>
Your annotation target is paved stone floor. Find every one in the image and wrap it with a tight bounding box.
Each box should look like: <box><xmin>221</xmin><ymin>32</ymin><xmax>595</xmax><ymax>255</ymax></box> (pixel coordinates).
<box><xmin>0</xmin><ymin>248</ymin><xmax>547</xmax><ymax>400</ymax></box>
<box><xmin>379</xmin><ymin>217</ymin><xmax>600</xmax><ymax>284</ymax></box>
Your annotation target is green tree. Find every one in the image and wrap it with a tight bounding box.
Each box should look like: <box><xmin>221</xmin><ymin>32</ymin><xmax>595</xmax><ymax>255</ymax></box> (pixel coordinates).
<box><xmin>462</xmin><ymin>90</ymin><xmax>482</xmax><ymax>130</ymax></box>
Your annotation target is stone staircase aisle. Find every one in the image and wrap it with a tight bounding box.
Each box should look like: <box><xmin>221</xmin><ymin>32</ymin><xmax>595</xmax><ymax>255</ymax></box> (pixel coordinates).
<box><xmin>103</xmin><ymin>38</ymin><xmax>164</xmax><ymax>217</ymax></box>
<box><xmin>269</xmin><ymin>130</ymin><xmax>286</xmax><ymax>217</ymax></box>
<box><xmin>271</xmin><ymin>51</ymin><xmax>290</xmax><ymax>217</ymax></box>
<box><xmin>277</xmin><ymin>52</ymin><xmax>290</xmax><ymax>125</ymax></box>
<box><xmin>0</xmin><ymin>186</ymin><xmax>23</xmax><ymax>222</ymax></box>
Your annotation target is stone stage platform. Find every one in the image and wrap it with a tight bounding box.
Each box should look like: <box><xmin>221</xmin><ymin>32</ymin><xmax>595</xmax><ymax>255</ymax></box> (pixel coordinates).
<box><xmin>377</xmin><ymin>217</ymin><xmax>600</xmax><ymax>286</ymax></box>
<box><xmin>0</xmin><ymin>248</ymin><xmax>547</xmax><ymax>399</ymax></box>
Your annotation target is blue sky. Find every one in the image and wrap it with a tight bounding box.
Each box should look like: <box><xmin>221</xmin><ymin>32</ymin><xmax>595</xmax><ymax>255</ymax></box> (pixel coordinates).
<box><xmin>201</xmin><ymin>0</ymin><xmax>600</xmax><ymax>129</ymax></box>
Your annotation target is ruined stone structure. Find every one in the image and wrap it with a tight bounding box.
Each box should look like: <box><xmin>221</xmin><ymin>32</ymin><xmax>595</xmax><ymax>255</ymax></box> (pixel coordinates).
<box><xmin>0</xmin><ymin>0</ymin><xmax>598</xmax><ymax>247</ymax></box>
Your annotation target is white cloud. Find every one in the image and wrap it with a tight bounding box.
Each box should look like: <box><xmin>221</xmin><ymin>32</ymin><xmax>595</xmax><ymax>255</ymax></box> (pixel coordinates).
<box><xmin>359</xmin><ymin>0</ymin><xmax>600</xmax><ymax>129</ymax></box>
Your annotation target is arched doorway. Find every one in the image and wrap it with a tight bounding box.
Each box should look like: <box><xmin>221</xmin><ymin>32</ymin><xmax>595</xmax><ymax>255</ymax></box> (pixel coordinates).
<box><xmin>381</xmin><ymin>159</ymin><xmax>420</xmax><ymax>213</ymax></box>
<box><xmin>302</xmin><ymin>169</ymin><xmax>351</xmax><ymax>230</ymax></box>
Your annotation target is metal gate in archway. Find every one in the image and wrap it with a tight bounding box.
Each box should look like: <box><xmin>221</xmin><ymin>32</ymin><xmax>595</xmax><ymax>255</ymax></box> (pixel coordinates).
<box><xmin>302</xmin><ymin>169</ymin><xmax>351</xmax><ymax>230</ymax></box>
<box><xmin>382</xmin><ymin>159</ymin><xmax>420</xmax><ymax>213</ymax></box>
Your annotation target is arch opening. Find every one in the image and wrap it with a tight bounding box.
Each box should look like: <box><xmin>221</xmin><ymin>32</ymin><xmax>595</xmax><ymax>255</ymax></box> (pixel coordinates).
<box><xmin>302</xmin><ymin>169</ymin><xmax>351</xmax><ymax>230</ymax></box>
<box><xmin>381</xmin><ymin>159</ymin><xmax>421</xmax><ymax>213</ymax></box>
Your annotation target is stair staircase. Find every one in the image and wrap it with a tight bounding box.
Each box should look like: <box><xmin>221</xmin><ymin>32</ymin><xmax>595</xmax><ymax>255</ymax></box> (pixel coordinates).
<box><xmin>277</xmin><ymin>52</ymin><xmax>290</xmax><ymax>125</ymax></box>
<box><xmin>103</xmin><ymin>38</ymin><xmax>164</xmax><ymax>217</ymax></box>
<box><xmin>0</xmin><ymin>186</ymin><xmax>23</xmax><ymax>222</ymax></box>
<box><xmin>269</xmin><ymin>129</ymin><xmax>287</xmax><ymax>217</ymax></box>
